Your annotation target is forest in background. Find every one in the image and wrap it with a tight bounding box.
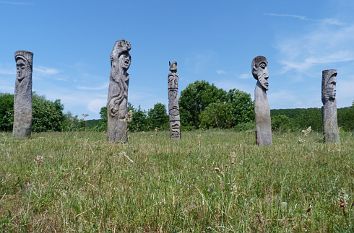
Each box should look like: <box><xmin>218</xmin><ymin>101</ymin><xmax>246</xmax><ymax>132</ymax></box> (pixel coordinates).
<box><xmin>1</xmin><ymin>80</ymin><xmax>354</xmax><ymax>133</ymax></box>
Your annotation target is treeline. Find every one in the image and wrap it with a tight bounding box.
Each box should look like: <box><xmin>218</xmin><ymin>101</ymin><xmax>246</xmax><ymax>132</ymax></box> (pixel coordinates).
<box><xmin>271</xmin><ymin>107</ymin><xmax>354</xmax><ymax>132</ymax></box>
<box><xmin>98</xmin><ymin>80</ymin><xmax>353</xmax><ymax>133</ymax></box>
<box><xmin>1</xmin><ymin>80</ymin><xmax>354</xmax><ymax>133</ymax></box>
<box><xmin>96</xmin><ymin>103</ymin><xmax>170</xmax><ymax>132</ymax></box>
<box><xmin>89</xmin><ymin>80</ymin><xmax>255</xmax><ymax>132</ymax></box>
<box><xmin>0</xmin><ymin>93</ymin><xmax>86</xmax><ymax>132</ymax></box>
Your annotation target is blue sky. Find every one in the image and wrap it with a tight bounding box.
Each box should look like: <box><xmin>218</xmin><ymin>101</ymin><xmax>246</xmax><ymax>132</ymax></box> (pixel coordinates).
<box><xmin>1</xmin><ymin>0</ymin><xmax>354</xmax><ymax>119</ymax></box>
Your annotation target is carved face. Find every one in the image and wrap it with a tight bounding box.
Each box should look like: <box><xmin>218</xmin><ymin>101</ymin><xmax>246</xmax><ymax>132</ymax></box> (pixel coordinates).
<box><xmin>16</xmin><ymin>58</ymin><xmax>28</xmax><ymax>81</ymax></box>
<box><xmin>119</xmin><ymin>53</ymin><xmax>131</xmax><ymax>70</ymax></box>
<box><xmin>325</xmin><ymin>72</ymin><xmax>337</xmax><ymax>101</ymax></box>
<box><xmin>253</xmin><ymin>62</ymin><xmax>269</xmax><ymax>90</ymax></box>
<box><xmin>252</xmin><ymin>56</ymin><xmax>269</xmax><ymax>90</ymax></box>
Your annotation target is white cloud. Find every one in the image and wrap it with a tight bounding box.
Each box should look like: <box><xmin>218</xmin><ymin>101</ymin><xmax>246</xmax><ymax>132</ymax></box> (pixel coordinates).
<box><xmin>184</xmin><ymin>52</ymin><xmax>215</xmax><ymax>75</ymax></box>
<box><xmin>0</xmin><ymin>67</ymin><xmax>15</xmax><ymax>75</ymax></box>
<box><xmin>129</xmin><ymin>90</ymin><xmax>164</xmax><ymax>110</ymax></box>
<box><xmin>216</xmin><ymin>70</ymin><xmax>227</xmax><ymax>75</ymax></box>
<box><xmin>77</xmin><ymin>82</ymin><xmax>108</xmax><ymax>91</ymax></box>
<box><xmin>0</xmin><ymin>64</ymin><xmax>15</xmax><ymax>76</ymax></box>
<box><xmin>265</xmin><ymin>13</ymin><xmax>344</xmax><ymax>26</ymax></box>
<box><xmin>280</xmin><ymin>51</ymin><xmax>354</xmax><ymax>74</ymax></box>
<box><xmin>265</xmin><ymin>13</ymin><xmax>308</xmax><ymax>21</ymax></box>
<box><xmin>337</xmin><ymin>77</ymin><xmax>354</xmax><ymax>106</ymax></box>
<box><xmin>34</xmin><ymin>66</ymin><xmax>60</xmax><ymax>75</ymax></box>
<box><xmin>276</xmin><ymin>23</ymin><xmax>354</xmax><ymax>75</ymax></box>
<box><xmin>0</xmin><ymin>64</ymin><xmax>61</xmax><ymax>79</ymax></box>
<box><xmin>87</xmin><ymin>98</ymin><xmax>106</xmax><ymax>113</ymax></box>
<box><xmin>213</xmin><ymin>79</ymin><xmax>253</xmax><ymax>96</ymax></box>
<box><xmin>269</xmin><ymin>90</ymin><xmax>319</xmax><ymax>109</ymax></box>
<box><xmin>37</xmin><ymin>88</ymin><xmax>106</xmax><ymax>118</ymax></box>
<box><xmin>216</xmin><ymin>70</ymin><xmax>250</xmax><ymax>80</ymax></box>
<box><xmin>273</xmin><ymin>14</ymin><xmax>354</xmax><ymax>108</ymax></box>
<box><xmin>239</xmin><ymin>73</ymin><xmax>250</xmax><ymax>80</ymax></box>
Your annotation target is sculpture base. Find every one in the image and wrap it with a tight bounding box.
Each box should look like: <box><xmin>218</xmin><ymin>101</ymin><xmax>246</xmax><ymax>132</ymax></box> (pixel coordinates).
<box><xmin>107</xmin><ymin>119</ymin><xmax>128</xmax><ymax>143</ymax></box>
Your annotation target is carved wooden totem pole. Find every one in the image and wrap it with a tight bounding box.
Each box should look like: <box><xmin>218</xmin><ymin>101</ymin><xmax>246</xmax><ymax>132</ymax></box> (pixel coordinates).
<box><xmin>252</xmin><ymin>56</ymin><xmax>272</xmax><ymax>145</ymax></box>
<box><xmin>107</xmin><ymin>40</ymin><xmax>131</xmax><ymax>143</ymax></box>
<box><xmin>168</xmin><ymin>61</ymin><xmax>181</xmax><ymax>139</ymax></box>
<box><xmin>322</xmin><ymin>69</ymin><xmax>340</xmax><ymax>143</ymax></box>
<box><xmin>13</xmin><ymin>50</ymin><xmax>33</xmax><ymax>138</ymax></box>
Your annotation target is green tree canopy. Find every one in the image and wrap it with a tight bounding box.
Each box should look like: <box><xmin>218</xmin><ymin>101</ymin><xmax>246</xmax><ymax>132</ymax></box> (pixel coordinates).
<box><xmin>0</xmin><ymin>93</ymin><xmax>14</xmax><ymax>131</ymax></box>
<box><xmin>271</xmin><ymin>114</ymin><xmax>292</xmax><ymax>132</ymax></box>
<box><xmin>179</xmin><ymin>81</ymin><xmax>227</xmax><ymax>128</ymax></box>
<box><xmin>129</xmin><ymin>106</ymin><xmax>148</xmax><ymax>132</ymax></box>
<box><xmin>32</xmin><ymin>95</ymin><xmax>65</xmax><ymax>132</ymax></box>
<box><xmin>0</xmin><ymin>93</ymin><xmax>65</xmax><ymax>132</ymax></box>
<box><xmin>147</xmin><ymin>103</ymin><xmax>169</xmax><ymax>130</ymax></box>
<box><xmin>200</xmin><ymin>102</ymin><xmax>234</xmax><ymax>129</ymax></box>
<box><xmin>227</xmin><ymin>89</ymin><xmax>254</xmax><ymax>126</ymax></box>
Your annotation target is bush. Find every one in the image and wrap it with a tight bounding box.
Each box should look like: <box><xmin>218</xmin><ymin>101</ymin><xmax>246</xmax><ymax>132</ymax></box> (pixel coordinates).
<box><xmin>272</xmin><ymin>114</ymin><xmax>292</xmax><ymax>132</ymax></box>
<box><xmin>199</xmin><ymin>102</ymin><xmax>233</xmax><ymax>129</ymax></box>
<box><xmin>32</xmin><ymin>96</ymin><xmax>65</xmax><ymax>132</ymax></box>
<box><xmin>147</xmin><ymin>103</ymin><xmax>169</xmax><ymax>130</ymax></box>
<box><xmin>0</xmin><ymin>93</ymin><xmax>65</xmax><ymax>132</ymax></box>
<box><xmin>62</xmin><ymin>112</ymin><xmax>84</xmax><ymax>131</ymax></box>
<box><xmin>234</xmin><ymin>121</ymin><xmax>255</xmax><ymax>132</ymax></box>
<box><xmin>180</xmin><ymin>81</ymin><xmax>227</xmax><ymax>128</ymax></box>
<box><xmin>129</xmin><ymin>107</ymin><xmax>148</xmax><ymax>132</ymax></box>
<box><xmin>227</xmin><ymin>89</ymin><xmax>254</xmax><ymax>126</ymax></box>
<box><xmin>0</xmin><ymin>93</ymin><xmax>14</xmax><ymax>131</ymax></box>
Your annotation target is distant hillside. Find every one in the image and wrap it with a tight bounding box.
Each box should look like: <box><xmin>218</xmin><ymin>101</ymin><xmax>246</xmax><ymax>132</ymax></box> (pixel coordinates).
<box><xmin>271</xmin><ymin>106</ymin><xmax>354</xmax><ymax>132</ymax></box>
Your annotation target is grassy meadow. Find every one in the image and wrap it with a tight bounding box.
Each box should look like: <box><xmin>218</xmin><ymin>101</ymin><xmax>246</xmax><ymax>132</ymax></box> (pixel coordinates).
<box><xmin>0</xmin><ymin>129</ymin><xmax>353</xmax><ymax>232</ymax></box>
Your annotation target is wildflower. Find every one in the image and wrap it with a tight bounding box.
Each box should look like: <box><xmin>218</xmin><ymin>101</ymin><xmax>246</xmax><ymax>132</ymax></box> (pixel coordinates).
<box><xmin>34</xmin><ymin>155</ymin><xmax>44</xmax><ymax>166</ymax></box>
<box><xmin>338</xmin><ymin>189</ymin><xmax>349</xmax><ymax>210</ymax></box>
<box><xmin>301</xmin><ymin>126</ymin><xmax>312</xmax><ymax>136</ymax></box>
<box><xmin>298</xmin><ymin>126</ymin><xmax>312</xmax><ymax>143</ymax></box>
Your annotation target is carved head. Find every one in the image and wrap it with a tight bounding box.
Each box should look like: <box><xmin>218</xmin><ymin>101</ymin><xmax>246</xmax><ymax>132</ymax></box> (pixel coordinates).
<box><xmin>119</xmin><ymin>53</ymin><xmax>131</xmax><ymax>71</ymax></box>
<box><xmin>111</xmin><ymin>39</ymin><xmax>131</xmax><ymax>70</ymax></box>
<box><xmin>15</xmin><ymin>51</ymin><xmax>33</xmax><ymax>82</ymax></box>
<box><xmin>322</xmin><ymin>69</ymin><xmax>337</xmax><ymax>104</ymax></box>
<box><xmin>252</xmin><ymin>56</ymin><xmax>269</xmax><ymax>90</ymax></box>
<box><xmin>169</xmin><ymin>60</ymin><xmax>177</xmax><ymax>72</ymax></box>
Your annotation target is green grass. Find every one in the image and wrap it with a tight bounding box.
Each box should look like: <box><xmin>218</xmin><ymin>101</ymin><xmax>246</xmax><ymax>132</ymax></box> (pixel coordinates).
<box><xmin>0</xmin><ymin>129</ymin><xmax>353</xmax><ymax>232</ymax></box>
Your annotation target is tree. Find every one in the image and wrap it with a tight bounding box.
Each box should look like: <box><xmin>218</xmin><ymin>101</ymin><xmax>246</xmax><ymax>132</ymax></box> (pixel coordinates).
<box><xmin>272</xmin><ymin>114</ymin><xmax>292</xmax><ymax>132</ymax></box>
<box><xmin>338</xmin><ymin>106</ymin><xmax>354</xmax><ymax>132</ymax></box>
<box><xmin>62</xmin><ymin>112</ymin><xmax>83</xmax><ymax>131</ymax></box>
<box><xmin>147</xmin><ymin>103</ymin><xmax>169</xmax><ymax>130</ymax></box>
<box><xmin>0</xmin><ymin>93</ymin><xmax>14</xmax><ymax>131</ymax></box>
<box><xmin>0</xmin><ymin>93</ymin><xmax>65</xmax><ymax>132</ymax></box>
<box><xmin>227</xmin><ymin>89</ymin><xmax>254</xmax><ymax>126</ymax></box>
<box><xmin>97</xmin><ymin>104</ymin><xmax>150</xmax><ymax>132</ymax></box>
<box><xmin>200</xmin><ymin>102</ymin><xmax>233</xmax><ymax>129</ymax></box>
<box><xmin>32</xmin><ymin>95</ymin><xmax>65</xmax><ymax>132</ymax></box>
<box><xmin>129</xmin><ymin>106</ymin><xmax>148</xmax><ymax>132</ymax></box>
<box><xmin>96</xmin><ymin>106</ymin><xmax>107</xmax><ymax>131</ymax></box>
<box><xmin>179</xmin><ymin>81</ymin><xmax>227</xmax><ymax>128</ymax></box>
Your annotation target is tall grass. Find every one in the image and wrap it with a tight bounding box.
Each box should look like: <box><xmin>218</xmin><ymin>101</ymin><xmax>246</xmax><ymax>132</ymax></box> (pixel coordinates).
<box><xmin>0</xmin><ymin>129</ymin><xmax>353</xmax><ymax>232</ymax></box>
